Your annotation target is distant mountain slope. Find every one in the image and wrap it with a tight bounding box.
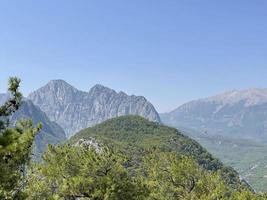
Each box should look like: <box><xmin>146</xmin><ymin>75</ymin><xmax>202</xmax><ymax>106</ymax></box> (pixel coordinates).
<box><xmin>12</xmin><ymin>100</ymin><xmax>66</xmax><ymax>158</ymax></box>
<box><xmin>161</xmin><ymin>88</ymin><xmax>267</xmax><ymax>140</ymax></box>
<box><xmin>28</xmin><ymin>80</ymin><xmax>160</xmax><ymax>138</ymax></box>
<box><xmin>69</xmin><ymin>115</ymin><xmax>249</xmax><ymax>190</ymax></box>
<box><xmin>0</xmin><ymin>94</ymin><xmax>66</xmax><ymax>159</ymax></box>
<box><xmin>177</xmin><ymin>126</ymin><xmax>267</xmax><ymax>193</ymax></box>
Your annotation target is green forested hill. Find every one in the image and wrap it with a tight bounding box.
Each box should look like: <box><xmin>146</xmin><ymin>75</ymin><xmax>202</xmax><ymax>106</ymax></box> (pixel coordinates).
<box><xmin>69</xmin><ymin>115</ymin><xmax>248</xmax><ymax>190</ymax></box>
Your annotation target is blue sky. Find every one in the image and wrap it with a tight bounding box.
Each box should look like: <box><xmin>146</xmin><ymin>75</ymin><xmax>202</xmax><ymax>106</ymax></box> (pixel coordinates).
<box><xmin>1</xmin><ymin>0</ymin><xmax>267</xmax><ymax>112</ymax></box>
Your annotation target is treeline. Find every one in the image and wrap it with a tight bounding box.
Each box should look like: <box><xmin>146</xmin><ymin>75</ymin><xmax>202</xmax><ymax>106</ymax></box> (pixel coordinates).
<box><xmin>24</xmin><ymin>145</ymin><xmax>266</xmax><ymax>200</ymax></box>
<box><xmin>0</xmin><ymin>78</ymin><xmax>266</xmax><ymax>200</ymax></box>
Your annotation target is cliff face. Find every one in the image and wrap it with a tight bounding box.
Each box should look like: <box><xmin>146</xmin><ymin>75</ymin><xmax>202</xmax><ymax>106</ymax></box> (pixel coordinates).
<box><xmin>28</xmin><ymin>80</ymin><xmax>161</xmax><ymax>138</ymax></box>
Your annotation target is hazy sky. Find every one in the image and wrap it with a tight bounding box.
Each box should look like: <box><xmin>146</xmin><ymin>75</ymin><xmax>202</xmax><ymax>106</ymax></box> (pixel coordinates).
<box><xmin>1</xmin><ymin>1</ymin><xmax>267</xmax><ymax>112</ymax></box>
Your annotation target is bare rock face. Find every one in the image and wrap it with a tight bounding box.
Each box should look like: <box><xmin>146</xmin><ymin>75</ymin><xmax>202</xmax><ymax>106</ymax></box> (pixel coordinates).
<box><xmin>28</xmin><ymin>80</ymin><xmax>161</xmax><ymax>138</ymax></box>
<box><xmin>74</xmin><ymin>138</ymin><xmax>102</xmax><ymax>153</ymax></box>
<box><xmin>161</xmin><ymin>88</ymin><xmax>267</xmax><ymax>140</ymax></box>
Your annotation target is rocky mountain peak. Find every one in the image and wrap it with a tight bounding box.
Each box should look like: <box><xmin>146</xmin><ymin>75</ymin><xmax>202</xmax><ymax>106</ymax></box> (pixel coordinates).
<box><xmin>90</xmin><ymin>84</ymin><xmax>109</xmax><ymax>91</ymax></box>
<box><xmin>28</xmin><ymin>80</ymin><xmax>81</xmax><ymax>109</ymax></box>
<box><xmin>44</xmin><ymin>79</ymin><xmax>78</xmax><ymax>93</ymax></box>
<box><xmin>28</xmin><ymin>80</ymin><xmax>161</xmax><ymax>138</ymax></box>
<box><xmin>161</xmin><ymin>87</ymin><xmax>267</xmax><ymax>140</ymax></box>
<box><xmin>88</xmin><ymin>84</ymin><xmax>116</xmax><ymax>96</ymax></box>
<box><xmin>204</xmin><ymin>88</ymin><xmax>267</xmax><ymax>107</ymax></box>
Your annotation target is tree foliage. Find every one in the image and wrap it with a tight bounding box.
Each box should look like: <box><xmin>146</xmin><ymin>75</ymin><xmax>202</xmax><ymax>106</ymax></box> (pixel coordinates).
<box><xmin>142</xmin><ymin>152</ymin><xmax>229</xmax><ymax>200</ymax></box>
<box><xmin>25</xmin><ymin>145</ymin><xmax>149</xmax><ymax>200</ymax></box>
<box><xmin>141</xmin><ymin>151</ymin><xmax>267</xmax><ymax>200</ymax></box>
<box><xmin>0</xmin><ymin>77</ymin><xmax>41</xmax><ymax>199</ymax></box>
<box><xmin>70</xmin><ymin>116</ymin><xmax>248</xmax><ymax>191</ymax></box>
<box><xmin>0</xmin><ymin>77</ymin><xmax>22</xmax><ymax>131</ymax></box>
<box><xmin>25</xmin><ymin>144</ymin><xmax>266</xmax><ymax>199</ymax></box>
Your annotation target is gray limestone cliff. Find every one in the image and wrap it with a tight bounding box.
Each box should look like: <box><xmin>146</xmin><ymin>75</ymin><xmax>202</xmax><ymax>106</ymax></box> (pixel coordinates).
<box><xmin>28</xmin><ymin>80</ymin><xmax>161</xmax><ymax>138</ymax></box>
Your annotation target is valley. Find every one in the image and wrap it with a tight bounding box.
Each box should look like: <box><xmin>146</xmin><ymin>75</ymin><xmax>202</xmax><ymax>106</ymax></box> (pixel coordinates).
<box><xmin>177</xmin><ymin>127</ymin><xmax>267</xmax><ymax>192</ymax></box>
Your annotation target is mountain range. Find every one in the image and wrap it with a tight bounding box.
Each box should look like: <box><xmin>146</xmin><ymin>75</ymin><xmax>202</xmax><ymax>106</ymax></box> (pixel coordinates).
<box><xmin>161</xmin><ymin>88</ymin><xmax>267</xmax><ymax>141</ymax></box>
<box><xmin>3</xmin><ymin>80</ymin><xmax>267</xmax><ymax>192</ymax></box>
<box><xmin>28</xmin><ymin>80</ymin><xmax>160</xmax><ymax>138</ymax></box>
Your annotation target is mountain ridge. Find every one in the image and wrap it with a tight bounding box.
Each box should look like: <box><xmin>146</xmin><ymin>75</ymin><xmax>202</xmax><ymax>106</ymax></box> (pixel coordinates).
<box><xmin>161</xmin><ymin>88</ymin><xmax>267</xmax><ymax>140</ymax></box>
<box><xmin>28</xmin><ymin>80</ymin><xmax>161</xmax><ymax>138</ymax></box>
<box><xmin>203</xmin><ymin>88</ymin><xmax>267</xmax><ymax>107</ymax></box>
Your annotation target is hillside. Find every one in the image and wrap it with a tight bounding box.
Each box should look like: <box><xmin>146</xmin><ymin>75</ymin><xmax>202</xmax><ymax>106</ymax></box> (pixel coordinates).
<box><xmin>177</xmin><ymin>126</ymin><xmax>267</xmax><ymax>193</ymax></box>
<box><xmin>0</xmin><ymin>94</ymin><xmax>66</xmax><ymax>159</ymax></box>
<box><xmin>28</xmin><ymin>80</ymin><xmax>161</xmax><ymax>138</ymax></box>
<box><xmin>160</xmin><ymin>88</ymin><xmax>267</xmax><ymax>192</ymax></box>
<box><xmin>161</xmin><ymin>88</ymin><xmax>267</xmax><ymax>140</ymax></box>
<box><xmin>12</xmin><ymin>100</ymin><xmax>67</xmax><ymax>159</ymax></box>
<box><xmin>70</xmin><ymin>115</ymin><xmax>249</xmax><ymax>190</ymax></box>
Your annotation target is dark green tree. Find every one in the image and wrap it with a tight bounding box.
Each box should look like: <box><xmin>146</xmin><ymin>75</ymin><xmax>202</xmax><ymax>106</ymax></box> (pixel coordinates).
<box><xmin>26</xmin><ymin>145</ymin><xmax>149</xmax><ymax>200</ymax></box>
<box><xmin>0</xmin><ymin>77</ymin><xmax>41</xmax><ymax>199</ymax></box>
<box><xmin>0</xmin><ymin>77</ymin><xmax>22</xmax><ymax>131</ymax></box>
<box><xmin>141</xmin><ymin>151</ymin><xmax>267</xmax><ymax>200</ymax></box>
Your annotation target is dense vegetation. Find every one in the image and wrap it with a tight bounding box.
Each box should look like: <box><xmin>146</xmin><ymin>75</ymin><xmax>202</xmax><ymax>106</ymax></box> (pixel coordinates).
<box><xmin>68</xmin><ymin>115</ymin><xmax>266</xmax><ymax>199</ymax></box>
<box><xmin>179</xmin><ymin>127</ymin><xmax>267</xmax><ymax>192</ymax></box>
<box><xmin>1</xmin><ymin>78</ymin><xmax>267</xmax><ymax>199</ymax></box>
<box><xmin>180</xmin><ymin>126</ymin><xmax>267</xmax><ymax>193</ymax></box>
<box><xmin>26</xmin><ymin>140</ymin><xmax>266</xmax><ymax>199</ymax></box>
<box><xmin>26</xmin><ymin>145</ymin><xmax>148</xmax><ymax>199</ymax></box>
<box><xmin>0</xmin><ymin>78</ymin><xmax>41</xmax><ymax>199</ymax></box>
<box><xmin>70</xmin><ymin>116</ymin><xmax>247</xmax><ymax>190</ymax></box>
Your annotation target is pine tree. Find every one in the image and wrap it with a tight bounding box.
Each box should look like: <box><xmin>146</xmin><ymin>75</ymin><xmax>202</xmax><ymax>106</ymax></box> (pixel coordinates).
<box><xmin>0</xmin><ymin>77</ymin><xmax>22</xmax><ymax>131</ymax></box>
<box><xmin>0</xmin><ymin>77</ymin><xmax>41</xmax><ymax>199</ymax></box>
<box><xmin>26</xmin><ymin>145</ymin><xmax>149</xmax><ymax>200</ymax></box>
